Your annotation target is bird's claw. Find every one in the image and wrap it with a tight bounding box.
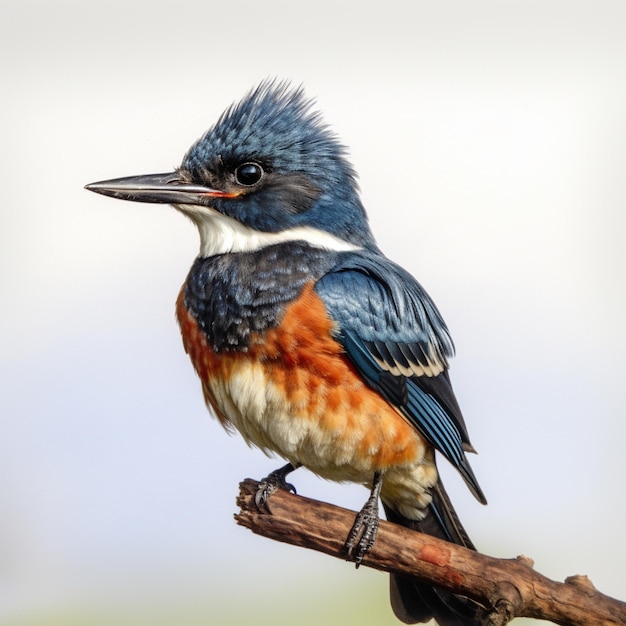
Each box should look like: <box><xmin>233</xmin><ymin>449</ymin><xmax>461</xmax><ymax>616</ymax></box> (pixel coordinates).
<box><xmin>345</xmin><ymin>500</ymin><xmax>380</xmax><ymax>566</ymax></box>
<box><xmin>345</xmin><ymin>471</ymin><xmax>383</xmax><ymax>567</ymax></box>
<box><xmin>254</xmin><ymin>463</ymin><xmax>297</xmax><ymax>513</ymax></box>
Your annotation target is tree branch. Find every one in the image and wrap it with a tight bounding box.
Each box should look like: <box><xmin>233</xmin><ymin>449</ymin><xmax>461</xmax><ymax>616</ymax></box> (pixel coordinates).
<box><xmin>235</xmin><ymin>479</ymin><xmax>626</xmax><ymax>625</ymax></box>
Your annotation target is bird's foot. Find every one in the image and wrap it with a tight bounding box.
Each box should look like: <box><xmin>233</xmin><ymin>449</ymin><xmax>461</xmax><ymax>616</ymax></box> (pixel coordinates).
<box><xmin>254</xmin><ymin>462</ymin><xmax>299</xmax><ymax>513</ymax></box>
<box><xmin>345</xmin><ymin>472</ymin><xmax>383</xmax><ymax>567</ymax></box>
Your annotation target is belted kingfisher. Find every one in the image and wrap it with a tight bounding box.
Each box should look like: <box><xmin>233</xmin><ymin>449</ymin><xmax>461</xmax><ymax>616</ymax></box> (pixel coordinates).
<box><xmin>86</xmin><ymin>80</ymin><xmax>487</xmax><ymax>625</ymax></box>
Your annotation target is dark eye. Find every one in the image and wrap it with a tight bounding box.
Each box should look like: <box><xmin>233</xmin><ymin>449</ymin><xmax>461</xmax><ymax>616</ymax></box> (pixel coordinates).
<box><xmin>234</xmin><ymin>162</ymin><xmax>264</xmax><ymax>186</ymax></box>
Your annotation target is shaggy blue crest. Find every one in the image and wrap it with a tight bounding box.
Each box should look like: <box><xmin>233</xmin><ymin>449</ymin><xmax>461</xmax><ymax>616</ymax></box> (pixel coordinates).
<box><xmin>183</xmin><ymin>80</ymin><xmax>356</xmax><ymax>185</ymax></box>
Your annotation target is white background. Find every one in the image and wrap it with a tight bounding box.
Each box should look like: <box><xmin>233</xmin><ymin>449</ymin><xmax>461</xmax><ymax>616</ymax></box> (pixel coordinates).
<box><xmin>1</xmin><ymin>1</ymin><xmax>625</xmax><ymax>624</ymax></box>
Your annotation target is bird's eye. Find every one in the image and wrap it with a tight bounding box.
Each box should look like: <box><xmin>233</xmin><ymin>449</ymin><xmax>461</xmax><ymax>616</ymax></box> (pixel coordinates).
<box><xmin>235</xmin><ymin>162</ymin><xmax>264</xmax><ymax>186</ymax></box>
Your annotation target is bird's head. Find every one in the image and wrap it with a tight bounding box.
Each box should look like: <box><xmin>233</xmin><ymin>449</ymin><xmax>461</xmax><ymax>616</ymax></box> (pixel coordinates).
<box><xmin>86</xmin><ymin>81</ymin><xmax>377</xmax><ymax>257</ymax></box>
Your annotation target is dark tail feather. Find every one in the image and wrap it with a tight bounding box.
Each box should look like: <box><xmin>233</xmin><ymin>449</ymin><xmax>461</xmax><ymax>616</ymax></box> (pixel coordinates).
<box><xmin>382</xmin><ymin>480</ymin><xmax>484</xmax><ymax>625</ymax></box>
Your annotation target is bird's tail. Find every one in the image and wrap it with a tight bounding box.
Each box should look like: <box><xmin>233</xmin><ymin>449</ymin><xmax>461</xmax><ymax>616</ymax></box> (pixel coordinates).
<box><xmin>382</xmin><ymin>480</ymin><xmax>484</xmax><ymax>625</ymax></box>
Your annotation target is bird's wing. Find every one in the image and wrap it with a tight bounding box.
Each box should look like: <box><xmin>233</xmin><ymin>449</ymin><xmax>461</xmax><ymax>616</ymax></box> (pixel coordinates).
<box><xmin>315</xmin><ymin>251</ymin><xmax>486</xmax><ymax>504</ymax></box>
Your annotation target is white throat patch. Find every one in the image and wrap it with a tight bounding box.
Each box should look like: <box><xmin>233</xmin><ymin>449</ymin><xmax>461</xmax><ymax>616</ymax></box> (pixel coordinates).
<box><xmin>175</xmin><ymin>203</ymin><xmax>361</xmax><ymax>257</ymax></box>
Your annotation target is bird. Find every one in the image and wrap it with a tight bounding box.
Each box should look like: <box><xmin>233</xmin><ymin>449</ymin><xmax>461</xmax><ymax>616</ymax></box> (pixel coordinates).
<box><xmin>86</xmin><ymin>80</ymin><xmax>487</xmax><ymax>625</ymax></box>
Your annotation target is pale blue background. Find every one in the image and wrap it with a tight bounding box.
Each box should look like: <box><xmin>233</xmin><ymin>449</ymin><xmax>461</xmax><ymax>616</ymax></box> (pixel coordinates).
<box><xmin>1</xmin><ymin>1</ymin><xmax>625</xmax><ymax>624</ymax></box>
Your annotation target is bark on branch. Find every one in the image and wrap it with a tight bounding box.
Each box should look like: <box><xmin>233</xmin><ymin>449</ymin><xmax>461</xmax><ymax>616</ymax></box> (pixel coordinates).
<box><xmin>235</xmin><ymin>479</ymin><xmax>626</xmax><ymax>625</ymax></box>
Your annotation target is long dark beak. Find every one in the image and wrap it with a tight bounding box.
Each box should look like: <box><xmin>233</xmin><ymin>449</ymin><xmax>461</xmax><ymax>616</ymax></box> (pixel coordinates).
<box><xmin>85</xmin><ymin>172</ymin><xmax>234</xmax><ymax>205</ymax></box>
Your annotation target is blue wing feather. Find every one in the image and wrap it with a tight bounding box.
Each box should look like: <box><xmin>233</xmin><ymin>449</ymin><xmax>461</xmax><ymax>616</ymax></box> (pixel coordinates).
<box><xmin>316</xmin><ymin>250</ymin><xmax>486</xmax><ymax>504</ymax></box>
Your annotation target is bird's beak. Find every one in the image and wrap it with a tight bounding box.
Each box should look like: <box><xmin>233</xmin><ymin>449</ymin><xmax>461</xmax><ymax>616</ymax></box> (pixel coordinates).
<box><xmin>85</xmin><ymin>172</ymin><xmax>236</xmax><ymax>205</ymax></box>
